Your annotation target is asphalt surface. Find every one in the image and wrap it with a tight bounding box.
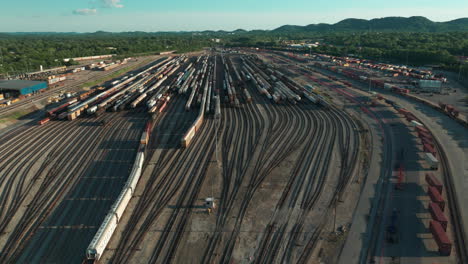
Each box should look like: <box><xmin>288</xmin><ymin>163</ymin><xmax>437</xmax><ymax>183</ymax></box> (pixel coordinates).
<box><xmin>321</xmin><ymin>69</ymin><xmax>465</xmax><ymax>263</ymax></box>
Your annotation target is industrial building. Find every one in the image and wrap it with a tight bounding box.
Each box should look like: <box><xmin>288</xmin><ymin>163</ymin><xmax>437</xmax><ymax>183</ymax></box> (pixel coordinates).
<box><xmin>418</xmin><ymin>80</ymin><xmax>442</xmax><ymax>93</ymax></box>
<box><xmin>0</xmin><ymin>80</ymin><xmax>47</xmax><ymax>98</ymax></box>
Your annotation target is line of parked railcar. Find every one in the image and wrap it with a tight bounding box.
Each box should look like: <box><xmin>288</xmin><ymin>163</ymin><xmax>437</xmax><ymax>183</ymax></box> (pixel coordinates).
<box><xmin>185</xmin><ymin>56</ymin><xmax>210</xmax><ymax>111</ymax></box>
<box><xmin>69</xmin><ymin>57</ymin><xmax>177</xmax><ymax>119</ymax></box>
<box><xmin>312</xmin><ymin>62</ymin><xmax>468</xmax><ymax>127</ymax></box>
<box><xmin>181</xmin><ymin>56</ymin><xmax>216</xmax><ymax>147</ymax></box>
<box><xmin>379</xmin><ymin>94</ymin><xmax>452</xmax><ymax>256</ymax></box>
<box><xmin>85</xmin><ymin>119</ymin><xmax>151</xmax><ymax>262</ymax></box>
<box><xmin>240</xmin><ymin>55</ymin><xmax>312</xmax><ymax>105</ymax></box>
<box><xmin>380</xmin><ymin>96</ymin><xmax>439</xmax><ymax>170</ymax></box>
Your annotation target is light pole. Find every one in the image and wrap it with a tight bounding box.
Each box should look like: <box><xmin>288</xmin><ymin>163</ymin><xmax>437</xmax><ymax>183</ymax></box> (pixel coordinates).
<box><xmin>368</xmin><ymin>78</ymin><xmax>372</xmax><ymax>93</ymax></box>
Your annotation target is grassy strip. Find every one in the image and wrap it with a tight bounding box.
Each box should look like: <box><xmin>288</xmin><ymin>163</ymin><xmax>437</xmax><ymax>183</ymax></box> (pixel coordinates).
<box><xmin>81</xmin><ymin>66</ymin><xmax>135</xmax><ymax>88</ymax></box>
<box><xmin>80</xmin><ymin>58</ymin><xmax>153</xmax><ymax>89</ymax></box>
<box><xmin>0</xmin><ymin>109</ymin><xmax>31</xmax><ymax>123</ymax></box>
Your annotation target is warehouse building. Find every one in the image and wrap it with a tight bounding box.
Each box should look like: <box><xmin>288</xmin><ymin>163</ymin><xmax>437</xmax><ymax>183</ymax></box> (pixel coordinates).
<box><xmin>0</xmin><ymin>80</ymin><xmax>47</xmax><ymax>98</ymax></box>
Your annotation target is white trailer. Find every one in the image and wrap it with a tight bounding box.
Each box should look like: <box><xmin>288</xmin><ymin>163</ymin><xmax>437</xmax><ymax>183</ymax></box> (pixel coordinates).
<box><xmin>410</xmin><ymin>120</ymin><xmax>423</xmax><ymax>127</ymax></box>
<box><xmin>425</xmin><ymin>152</ymin><xmax>439</xmax><ymax>170</ymax></box>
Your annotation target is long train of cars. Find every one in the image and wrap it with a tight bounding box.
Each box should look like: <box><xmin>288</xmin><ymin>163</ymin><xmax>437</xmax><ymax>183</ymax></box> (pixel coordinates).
<box><xmin>240</xmin><ymin>55</ymin><xmax>331</xmax><ymax>107</ymax></box>
<box><xmin>299</xmin><ymin>55</ymin><xmax>454</xmax><ymax>257</ymax></box>
<box><xmin>310</xmin><ymin>60</ymin><xmax>468</xmax><ymax>127</ymax></box>
<box><xmin>85</xmin><ymin>120</ymin><xmax>151</xmax><ymax>261</ymax></box>
<box><xmin>378</xmin><ymin>93</ymin><xmax>452</xmax><ymax>256</ymax></box>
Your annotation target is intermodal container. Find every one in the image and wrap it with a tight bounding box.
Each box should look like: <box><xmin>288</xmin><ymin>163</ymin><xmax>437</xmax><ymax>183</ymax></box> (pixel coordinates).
<box><xmin>428</xmin><ymin>186</ymin><xmax>445</xmax><ymax>211</ymax></box>
<box><xmin>426</xmin><ymin>173</ymin><xmax>443</xmax><ymax>194</ymax></box>
<box><xmin>429</xmin><ymin>203</ymin><xmax>448</xmax><ymax>231</ymax></box>
<box><xmin>430</xmin><ymin>220</ymin><xmax>452</xmax><ymax>256</ymax></box>
<box><xmin>424</xmin><ymin>143</ymin><xmax>437</xmax><ymax>157</ymax></box>
<box><xmin>140</xmin><ymin>131</ymin><xmax>149</xmax><ymax>145</ymax></box>
<box><xmin>405</xmin><ymin>113</ymin><xmax>417</xmax><ymax>122</ymax></box>
<box><xmin>421</xmin><ymin>136</ymin><xmax>434</xmax><ymax>148</ymax></box>
<box><xmin>159</xmin><ymin>101</ymin><xmax>167</xmax><ymax>112</ymax></box>
<box><xmin>410</xmin><ymin>120</ymin><xmax>423</xmax><ymax>127</ymax></box>
<box><xmin>415</xmin><ymin>126</ymin><xmax>429</xmax><ymax>134</ymax></box>
<box><xmin>398</xmin><ymin>108</ymin><xmax>409</xmax><ymax>115</ymax></box>
<box><xmin>418</xmin><ymin>130</ymin><xmax>432</xmax><ymax>140</ymax></box>
<box><xmin>38</xmin><ymin>117</ymin><xmax>50</xmax><ymax>125</ymax></box>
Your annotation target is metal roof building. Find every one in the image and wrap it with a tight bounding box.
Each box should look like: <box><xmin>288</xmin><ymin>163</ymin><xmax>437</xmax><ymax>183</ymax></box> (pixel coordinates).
<box><xmin>0</xmin><ymin>80</ymin><xmax>47</xmax><ymax>96</ymax></box>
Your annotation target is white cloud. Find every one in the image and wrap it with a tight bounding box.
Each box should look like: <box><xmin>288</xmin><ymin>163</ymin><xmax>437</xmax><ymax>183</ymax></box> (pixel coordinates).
<box><xmin>73</xmin><ymin>8</ymin><xmax>98</xmax><ymax>15</ymax></box>
<box><xmin>101</xmin><ymin>0</ymin><xmax>124</xmax><ymax>8</ymax></box>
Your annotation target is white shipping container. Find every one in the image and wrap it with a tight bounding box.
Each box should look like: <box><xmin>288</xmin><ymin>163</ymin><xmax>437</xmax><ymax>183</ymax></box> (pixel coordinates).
<box><xmin>410</xmin><ymin>120</ymin><xmax>423</xmax><ymax>127</ymax></box>
<box><xmin>425</xmin><ymin>152</ymin><xmax>439</xmax><ymax>170</ymax></box>
<box><xmin>86</xmin><ymin>105</ymin><xmax>98</xmax><ymax>114</ymax></box>
<box><xmin>384</xmin><ymin>83</ymin><xmax>393</xmax><ymax>90</ymax></box>
<box><xmin>86</xmin><ymin>213</ymin><xmax>118</xmax><ymax>260</ymax></box>
<box><xmin>111</xmin><ymin>187</ymin><xmax>132</xmax><ymax>221</ymax></box>
<box><xmin>48</xmin><ymin>78</ymin><xmax>60</xmax><ymax>84</ymax></box>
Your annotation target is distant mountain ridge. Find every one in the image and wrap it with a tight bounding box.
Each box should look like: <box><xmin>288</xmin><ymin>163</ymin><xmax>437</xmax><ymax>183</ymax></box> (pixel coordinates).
<box><xmin>273</xmin><ymin>16</ymin><xmax>468</xmax><ymax>33</ymax></box>
<box><xmin>1</xmin><ymin>16</ymin><xmax>468</xmax><ymax>34</ymax></box>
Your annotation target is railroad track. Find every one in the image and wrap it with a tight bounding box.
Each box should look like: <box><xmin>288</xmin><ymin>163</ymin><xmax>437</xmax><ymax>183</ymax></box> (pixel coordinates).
<box><xmin>308</xmin><ymin>61</ymin><xmax>468</xmax><ymax>263</ymax></box>
<box><xmin>108</xmin><ymin>96</ymin><xmax>206</xmax><ymax>263</ymax></box>
<box><xmin>0</xmin><ymin>111</ymin><xmax>146</xmax><ymax>263</ymax></box>
<box><xmin>254</xmin><ymin>105</ymin><xmax>360</xmax><ymax>264</ymax></box>
<box><xmin>0</xmin><ymin>56</ymin><xmax>158</xmax><ymax>117</ymax></box>
<box><xmin>100</xmin><ymin>53</ymin><xmax>361</xmax><ymax>263</ymax></box>
<box><xmin>433</xmin><ymin>126</ymin><xmax>468</xmax><ymax>263</ymax></box>
<box><xmin>197</xmin><ymin>55</ymin><xmax>360</xmax><ymax>263</ymax></box>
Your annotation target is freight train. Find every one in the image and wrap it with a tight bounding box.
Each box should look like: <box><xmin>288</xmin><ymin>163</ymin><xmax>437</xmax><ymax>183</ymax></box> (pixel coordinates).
<box><xmin>86</xmin><ymin>121</ymin><xmax>150</xmax><ymax>261</ymax></box>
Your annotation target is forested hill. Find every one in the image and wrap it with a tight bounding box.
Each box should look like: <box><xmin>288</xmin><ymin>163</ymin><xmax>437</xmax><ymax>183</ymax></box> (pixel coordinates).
<box><xmin>273</xmin><ymin>16</ymin><xmax>468</xmax><ymax>33</ymax></box>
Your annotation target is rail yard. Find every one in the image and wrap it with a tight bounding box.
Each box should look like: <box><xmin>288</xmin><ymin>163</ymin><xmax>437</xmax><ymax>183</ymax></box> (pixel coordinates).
<box><xmin>0</xmin><ymin>48</ymin><xmax>466</xmax><ymax>264</ymax></box>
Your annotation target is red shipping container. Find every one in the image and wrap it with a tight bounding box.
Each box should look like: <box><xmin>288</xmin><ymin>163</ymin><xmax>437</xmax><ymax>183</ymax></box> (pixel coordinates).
<box><xmin>415</xmin><ymin>125</ymin><xmax>429</xmax><ymax>134</ymax></box>
<box><xmin>398</xmin><ymin>108</ymin><xmax>409</xmax><ymax>115</ymax></box>
<box><xmin>426</xmin><ymin>173</ymin><xmax>443</xmax><ymax>194</ymax></box>
<box><xmin>429</xmin><ymin>203</ymin><xmax>448</xmax><ymax>231</ymax></box>
<box><xmin>428</xmin><ymin>186</ymin><xmax>445</xmax><ymax>211</ymax></box>
<box><xmin>418</xmin><ymin>130</ymin><xmax>432</xmax><ymax>140</ymax></box>
<box><xmin>424</xmin><ymin>143</ymin><xmax>437</xmax><ymax>157</ymax></box>
<box><xmin>38</xmin><ymin>117</ymin><xmax>50</xmax><ymax>125</ymax></box>
<box><xmin>159</xmin><ymin>101</ymin><xmax>167</xmax><ymax>112</ymax></box>
<box><xmin>430</xmin><ymin>220</ymin><xmax>452</xmax><ymax>256</ymax></box>
<box><xmin>446</xmin><ymin>105</ymin><xmax>454</xmax><ymax>112</ymax></box>
<box><xmin>421</xmin><ymin>136</ymin><xmax>435</xmax><ymax>148</ymax></box>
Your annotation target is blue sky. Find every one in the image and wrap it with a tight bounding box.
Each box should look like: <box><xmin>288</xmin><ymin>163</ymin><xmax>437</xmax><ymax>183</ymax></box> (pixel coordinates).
<box><xmin>1</xmin><ymin>0</ymin><xmax>467</xmax><ymax>32</ymax></box>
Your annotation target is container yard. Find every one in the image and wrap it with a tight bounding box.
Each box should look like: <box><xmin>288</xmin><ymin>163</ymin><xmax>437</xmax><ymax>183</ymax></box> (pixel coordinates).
<box><xmin>248</xmin><ymin>49</ymin><xmax>466</xmax><ymax>264</ymax></box>
<box><xmin>0</xmin><ymin>48</ymin><xmax>466</xmax><ymax>264</ymax></box>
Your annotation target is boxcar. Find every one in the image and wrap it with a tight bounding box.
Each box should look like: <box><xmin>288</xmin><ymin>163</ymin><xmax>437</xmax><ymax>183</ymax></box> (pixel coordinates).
<box><xmin>430</xmin><ymin>220</ymin><xmax>452</xmax><ymax>256</ymax></box>
<box><xmin>429</xmin><ymin>202</ymin><xmax>448</xmax><ymax>231</ymax></box>
<box><xmin>428</xmin><ymin>186</ymin><xmax>445</xmax><ymax>211</ymax></box>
